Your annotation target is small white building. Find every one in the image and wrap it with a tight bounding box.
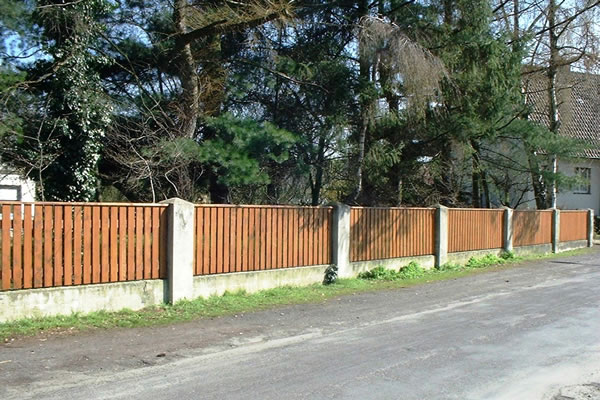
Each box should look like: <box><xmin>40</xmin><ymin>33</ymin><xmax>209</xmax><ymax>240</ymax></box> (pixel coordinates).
<box><xmin>524</xmin><ymin>69</ymin><xmax>600</xmax><ymax>214</ymax></box>
<box><xmin>0</xmin><ymin>167</ymin><xmax>36</xmax><ymax>202</ymax></box>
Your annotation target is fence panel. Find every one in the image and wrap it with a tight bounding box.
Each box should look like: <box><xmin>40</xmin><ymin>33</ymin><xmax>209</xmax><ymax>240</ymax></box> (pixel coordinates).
<box><xmin>513</xmin><ymin>210</ymin><xmax>552</xmax><ymax>247</ymax></box>
<box><xmin>448</xmin><ymin>209</ymin><xmax>504</xmax><ymax>253</ymax></box>
<box><xmin>560</xmin><ymin>210</ymin><xmax>588</xmax><ymax>242</ymax></box>
<box><xmin>194</xmin><ymin>205</ymin><xmax>333</xmax><ymax>275</ymax></box>
<box><xmin>0</xmin><ymin>202</ymin><xmax>168</xmax><ymax>291</ymax></box>
<box><xmin>350</xmin><ymin>207</ymin><xmax>435</xmax><ymax>262</ymax></box>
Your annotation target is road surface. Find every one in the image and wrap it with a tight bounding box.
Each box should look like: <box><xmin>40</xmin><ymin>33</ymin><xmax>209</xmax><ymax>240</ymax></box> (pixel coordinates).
<box><xmin>1</xmin><ymin>249</ymin><xmax>600</xmax><ymax>399</ymax></box>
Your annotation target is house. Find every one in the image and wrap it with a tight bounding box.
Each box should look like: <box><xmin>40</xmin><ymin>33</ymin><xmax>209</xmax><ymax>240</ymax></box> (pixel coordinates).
<box><xmin>0</xmin><ymin>166</ymin><xmax>36</xmax><ymax>202</ymax></box>
<box><xmin>523</xmin><ymin>68</ymin><xmax>600</xmax><ymax>214</ymax></box>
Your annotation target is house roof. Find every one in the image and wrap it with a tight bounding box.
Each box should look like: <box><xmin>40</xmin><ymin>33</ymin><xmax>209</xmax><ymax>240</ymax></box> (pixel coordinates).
<box><xmin>523</xmin><ymin>69</ymin><xmax>600</xmax><ymax>159</ymax></box>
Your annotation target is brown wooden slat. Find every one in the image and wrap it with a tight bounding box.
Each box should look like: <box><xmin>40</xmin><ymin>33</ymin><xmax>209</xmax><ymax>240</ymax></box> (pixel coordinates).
<box><xmin>1</xmin><ymin>205</ymin><xmax>11</xmax><ymax>290</ymax></box>
<box><xmin>33</xmin><ymin>205</ymin><xmax>44</xmax><ymax>288</ymax></box>
<box><xmin>202</xmin><ymin>208</ymin><xmax>210</xmax><ymax>275</ymax></box>
<box><xmin>118</xmin><ymin>207</ymin><xmax>127</xmax><ymax>281</ymax></box>
<box><xmin>79</xmin><ymin>207</ymin><xmax>92</xmax><ymax>285</ymax></box>
<box><xmin>143</xmin><ymin>207</ymin><xmax>152</xmax><ymax>279</ymax></box>
<box><xmin>43</xmin><ymin>205</ymin><xmax>53</xmax><ymax>287</ymax></box>
<box><xmin>127</xmin><ymin>207</ymin><xmax>135</xmax><ymax>281</ymax></box>
<box><xmin>210</xmin><ymin>207</ymin><xmax>218</xmax><ymax>274</ymax></box>
<box><xmin>12</xmin><ymin>205</ymin><xmax>23</xmax><ymax>289</ymax></box>
<box><xmin>53</xmin><ymin>206</ymin><xmax>63</xmax><ymax>286</ymax></box>
<box><xmin>135</xmin><ymin>207</ymin><xmax>143</xmax><ymax>280</ymax></box>
<box><xmin>194</xmin><ymin>208</ymin><xmax>201</xmax><ymax>275</ymax></box>
<box><xmin>248</xmin><ymin>208</ymin><xmax>256</xmax><ymax>271</ymax></box>
<box><xmin>215</xmin><ymin>207</ymin><xmax>224</xmax><ymax>274</ymax></box>
<box><xmin>110</xmin><ymin>207</ymin><xmax>119</xmax><ymax>282</ymax></box>
<box><xmin>100</xmin><ymin>207</ymin><xmax>110</xmax><ymax>283</ymax></box>
<box><xmin>23</xmin><ymin>204</ymin><xmax>33</xmax><ymax>289</ymax></box>
<box><xmin>91</xmin><ymin>206</ymin><xmax>101</xmax><ymax>283</ymax></box>
<box><xmin>63</xmin><ymin>206</ymin><xmax>73</xmax><ymax>286</ymax></box>
<box><xmin>223</xmin><ymin>207</ymin><xmax>231</xmax><ymax>273</ymax></box>
<box><xmin>159</xmin><ymin>207</ymin><xmax>168</xmax><ymax>279</ymax></box>
<box><xmin>235</xmin><ymin>208</ymin><xmax>243</xmax><ymax>272</ymax></box>
<box><xmin>152</xmin><ymin>207</ymin><xmax>159</xmax><ymax>279</ymax></box>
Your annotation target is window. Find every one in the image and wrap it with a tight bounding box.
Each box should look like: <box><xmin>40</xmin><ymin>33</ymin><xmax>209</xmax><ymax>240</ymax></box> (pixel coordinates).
<box><xmin>0</xmin><ymin>185</ymin><xmax>21</xmax><ymax>201</ymax></box>
<box><xmin>574</xmin><ymin>167</ymin><xmax>591</xmax><ymax>194</ymax></box>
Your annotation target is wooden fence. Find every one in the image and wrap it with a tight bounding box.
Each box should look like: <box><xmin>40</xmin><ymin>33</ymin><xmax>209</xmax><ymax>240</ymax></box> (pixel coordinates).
<box><xmin>0</xmin><ymin>202</ymin><xmax>168</xmax><ymax>291</ymax></box>
<box><xmin>350</xmin><ymin>208</ymin><xmax>435</xmax><ymax>262</ymax></box>
<box><xmin>513</xmin><ymin>210</ymin><xmax>553</xmax><ymax>247</ymax></box>
<box><xmin>448</xmin><ymin>209</ymin><xmax>504</xmax><ymax>253</ymax></box>
<box><xmin>560</xmin><ymin>211</ymin><xmax>588</xmax><ymax>242</ymax></box>
<box><xmin>194</xmin><ymin>205</ymin><xmax>333</xmax><ymax>275</ymax></box>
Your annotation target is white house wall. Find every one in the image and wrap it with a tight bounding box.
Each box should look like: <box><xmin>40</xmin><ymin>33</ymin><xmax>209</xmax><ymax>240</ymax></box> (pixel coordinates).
<box><xmin>556</xmin><ymin>159</ymin><xmax>600</xmax><ymax>214</ymax></box>
<box><xmin>0</xmin><ymin>173</ymin><xmax>36</xmax><ymax>202</ymax></box>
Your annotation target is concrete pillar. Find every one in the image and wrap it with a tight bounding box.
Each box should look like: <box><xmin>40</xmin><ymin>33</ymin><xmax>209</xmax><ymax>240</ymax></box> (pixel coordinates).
<box><xmin>435</xmin><ymin>205</ymin><xmax>449</xmax><ymax>267</ymax></box>
<box><xmin>160</xmin><ymin>198</ymin><xmax>195</xmax><ymax>303</ymax></box>
<box><xmin>332</xmin><ymin>203</ymin><xmax>351</xmax><ymax>278</ymax></box>
<box><xmin>552</xmin><ymin>208</ymin><xmax>560</xmax><ymax>253</ymax></box>
<box><xmin>588</xmin><ymin>209</ymin><xmax>595</xmax><ymax>247</ymax></box>
<box><xmin>503</xmin><ymin>207</ymin><xmax>513</xmax><ymax>253</ymax></box>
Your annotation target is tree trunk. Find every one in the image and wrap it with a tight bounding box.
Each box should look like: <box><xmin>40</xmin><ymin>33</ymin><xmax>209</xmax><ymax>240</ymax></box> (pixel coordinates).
<box><xmin>174</xmin><ymin>0</ymin><xmax>200</xmax><ymax>139</ymax></box>
<box><xmin>547</xmin><ymin>0</ymin><xmax>560</xmax><ymax>209</ymax></box>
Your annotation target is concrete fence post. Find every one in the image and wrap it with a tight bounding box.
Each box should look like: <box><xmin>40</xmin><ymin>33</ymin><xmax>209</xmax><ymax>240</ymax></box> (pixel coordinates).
<box><xmin>160</xmin><ymin>198</ymin><xmax>195</xmax><ymax>303</ymax></box>
<box><xmin>552</xmin><ymin>208</ymin><xmax>560</xmax><ymax>253</ymax></box>
<box><xmin>588</xmin><ymin>209</ymin><xmax>595</xmax><ymax>248</ymax></box>
<box><xmin>503</xmin><ymin>207</ymin><xmax>513</xmax><ymax>253</ymax></box>
<box><xmin>332</xmin><ymin>203</ymin><xmax>351</xmax><ymax>278</ymax></box>
<box><xmin>435</xmin><ymin>205</ymin><xmax>449</xmax><ymax>267</ymax></box>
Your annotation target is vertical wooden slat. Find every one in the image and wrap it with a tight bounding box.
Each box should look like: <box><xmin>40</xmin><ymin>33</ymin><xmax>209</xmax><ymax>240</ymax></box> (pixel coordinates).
<box><xmin>63</xmin><ymin>207</ymin><xmax>72</xmax><ymax>286</ymax></box>
<box><xmin>195</xmin><ymin>208</ymin><xmax>201</xmax><ymax>275</ymax></box>
<box><xmin>23</xmin><ymin>204</ymin><xmax>33</xmax><ymax>289</ymax></box>
<box><xmin>1</xmin><ymin>205</ymin><xmax>11</xmax><ymax>290</ymax></box>
<box><xmin>110</xmin><ymin>207</ymin><xmax>119</xmax><ymax>282</ymax></box>
<box><xmin>235</xmin><ymin>208</ymin><xmax>243</xmax><ymax>272</ymax></box>
<box><xmin>33</xmin><ymin>205</ymin><xmax>44</xmax><ymax>288</ymax></box>
<box><xmin>209</xmin><ymin>207</ymin><xmax>217</xmax><ymax>274</ymax></box>
<box><xmin>43</xmin><ymin>205</ymin><xmax>53</xmax><ymax>287</ymax></box>
<box><xmin>151</xmin><ymin>207</ymin><xmax>159</xmax><ymax>279</ymax></box>
<box><xmin>201</xmin><ymin>208</ymin><xmax>210</xmax><ymax>275</ymax></box>
<box><xmin>215</xmin><ymin>207</ymin><xmax>223</xmax><ymax>274</ymax></box>
<box><xmin>159</xmin><ymin>207</ymin><xmax>168</xmax><ymax>279</ymax></box>
<box><xmin>135</xmin><ymin>207</ymin><xmax>143</xmax><ymax>280</ymax></box>
<box><xmin>12</xmin><ymin>205</ymin><xmax>22</xmax><ymax>289</ymax></box>
<box><xmin>127</xmin><ymin>207</ymin><xmax>135</xmax><ymax>281</ymax></box>
<box><xmin>118</xmin><ymin>207</ymin><xmax>127</xmax><ymax>281</ymax></box>
<box><xmin>248</xmin><ymin>208</ymin><xmax>256</xmax><ymax>271</ymax></box>
<box><xmin>100</xmin><ymin>207</ymin><xmax>110</xmax><ymax>283</ymax></box>
<box><xmin>53</xmin><ymin>206</ymin><xmax>63</xmax><ymax>287</ymax></box>
<box><xmin>79</xmin><ymin>206</ymin><xmax>89</xmax><ymax>285</ymax></box>
<box><xmin>91</xmin><ymin>206</ymin><xmax>101</xmax><ymax>283</ymax></box>
<box><xmin>143</xmin><ymin>207</ymin><xmax>152</xmax><ymax>279</ymax></box>
<box><xmin>221</xmin><ymin>207</ymin><xmax>229</xmax><ymax>273</ymax></box>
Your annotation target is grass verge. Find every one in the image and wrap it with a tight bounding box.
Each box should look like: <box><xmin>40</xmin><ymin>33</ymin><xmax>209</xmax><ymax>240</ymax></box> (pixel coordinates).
<box><xmin>0</xmin><ymin>248</ymin><xmax>593</xmax><ymax>342</ymax></box>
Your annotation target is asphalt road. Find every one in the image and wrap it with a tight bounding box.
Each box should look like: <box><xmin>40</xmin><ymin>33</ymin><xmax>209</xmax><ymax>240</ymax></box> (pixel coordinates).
<box><xmin>2</xmin><ymin>249</ymin><xmax>600</xmax><ymax>400</ymax></box>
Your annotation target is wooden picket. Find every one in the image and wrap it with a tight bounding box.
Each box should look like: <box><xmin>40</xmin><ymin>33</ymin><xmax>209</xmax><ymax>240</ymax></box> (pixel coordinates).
<box><xmin>448</xmin><ymin>209</ymin><xmax>504</xmax><ymax>253</ymax></box>
<box><xmin>513</xmin><ymin>210</ymin><xmax>553</xmax><ymax>246</ymax></box>
<box><xmin>0</xmin><ymin>202</ymin><xmax>168</xmax><ymax>291</ymax></box>
<box><xmin>560</xmin><ymin>210</ymin><xmax>588</xmax><ymax>242</ymax></box>
<box><xmin>194</xmin><ymin>205</ymin><xmax>333</xmax><ymax>275</ymax></box>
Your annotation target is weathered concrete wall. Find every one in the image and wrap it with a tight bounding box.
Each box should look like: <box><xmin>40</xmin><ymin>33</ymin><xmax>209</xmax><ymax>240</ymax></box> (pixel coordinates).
<box><xmin>192</xmin><ymin>265</ymin><xmax>330</xmax><ymax>299</ymax></box>
<box><xmin>0</xmin><ymin>280</ymin><xmax>165</xmax><ymax>322</ymax></box>
<box><xmin>513</xmin><ymin>243</ymin><xmax>553</xmax><ymax>256</ymax></box>
<box><xmin>446</xmin><ymin>248</ymin><xmax>505</xmax><ymax>265</ymax></box>
<box><xmin>350</xmin><ymin>255</ymin><xmax>435</xmax><ymax>275</ymax></box>
<box><xmin>558</xmin><ymin>240</ymin><xmax>589</xmax><ymax>253</ymax></box>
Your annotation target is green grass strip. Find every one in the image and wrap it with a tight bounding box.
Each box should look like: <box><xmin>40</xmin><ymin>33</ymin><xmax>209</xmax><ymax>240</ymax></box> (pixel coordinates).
<box><xmin>0</xmin><ymin>248</ymin><xmax>592</xmax><ymax>342</ymax></box>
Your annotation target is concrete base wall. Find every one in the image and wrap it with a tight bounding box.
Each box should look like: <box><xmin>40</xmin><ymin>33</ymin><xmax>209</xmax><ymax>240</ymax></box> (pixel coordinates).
<box><xmin>192</xmin><ymin>265</ymin><xmax>329</xmax><ymax>299</ymax></box>
<box><xmin>0</xmin><ymin>280</ymin><xmax>166</xmax><ymax>323</ymax></box>
<box><xmin>350</xmin><ymin>255</ymin><xmax>435</xmax><ymax>276</ymax></box>
<box><xmin>513</xmin><ymin>243</ymin><xmax>553</xmax><ymax>256</ymax></box>
<box><xmin>446</xmin><ymin>248</ymin><xmax>504</xmax><ymax>265</ymax></box>
<box><xmin>558</xmin><ymin>240</ymin><xmax>589</xmax><ymax>252</ymax></box>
